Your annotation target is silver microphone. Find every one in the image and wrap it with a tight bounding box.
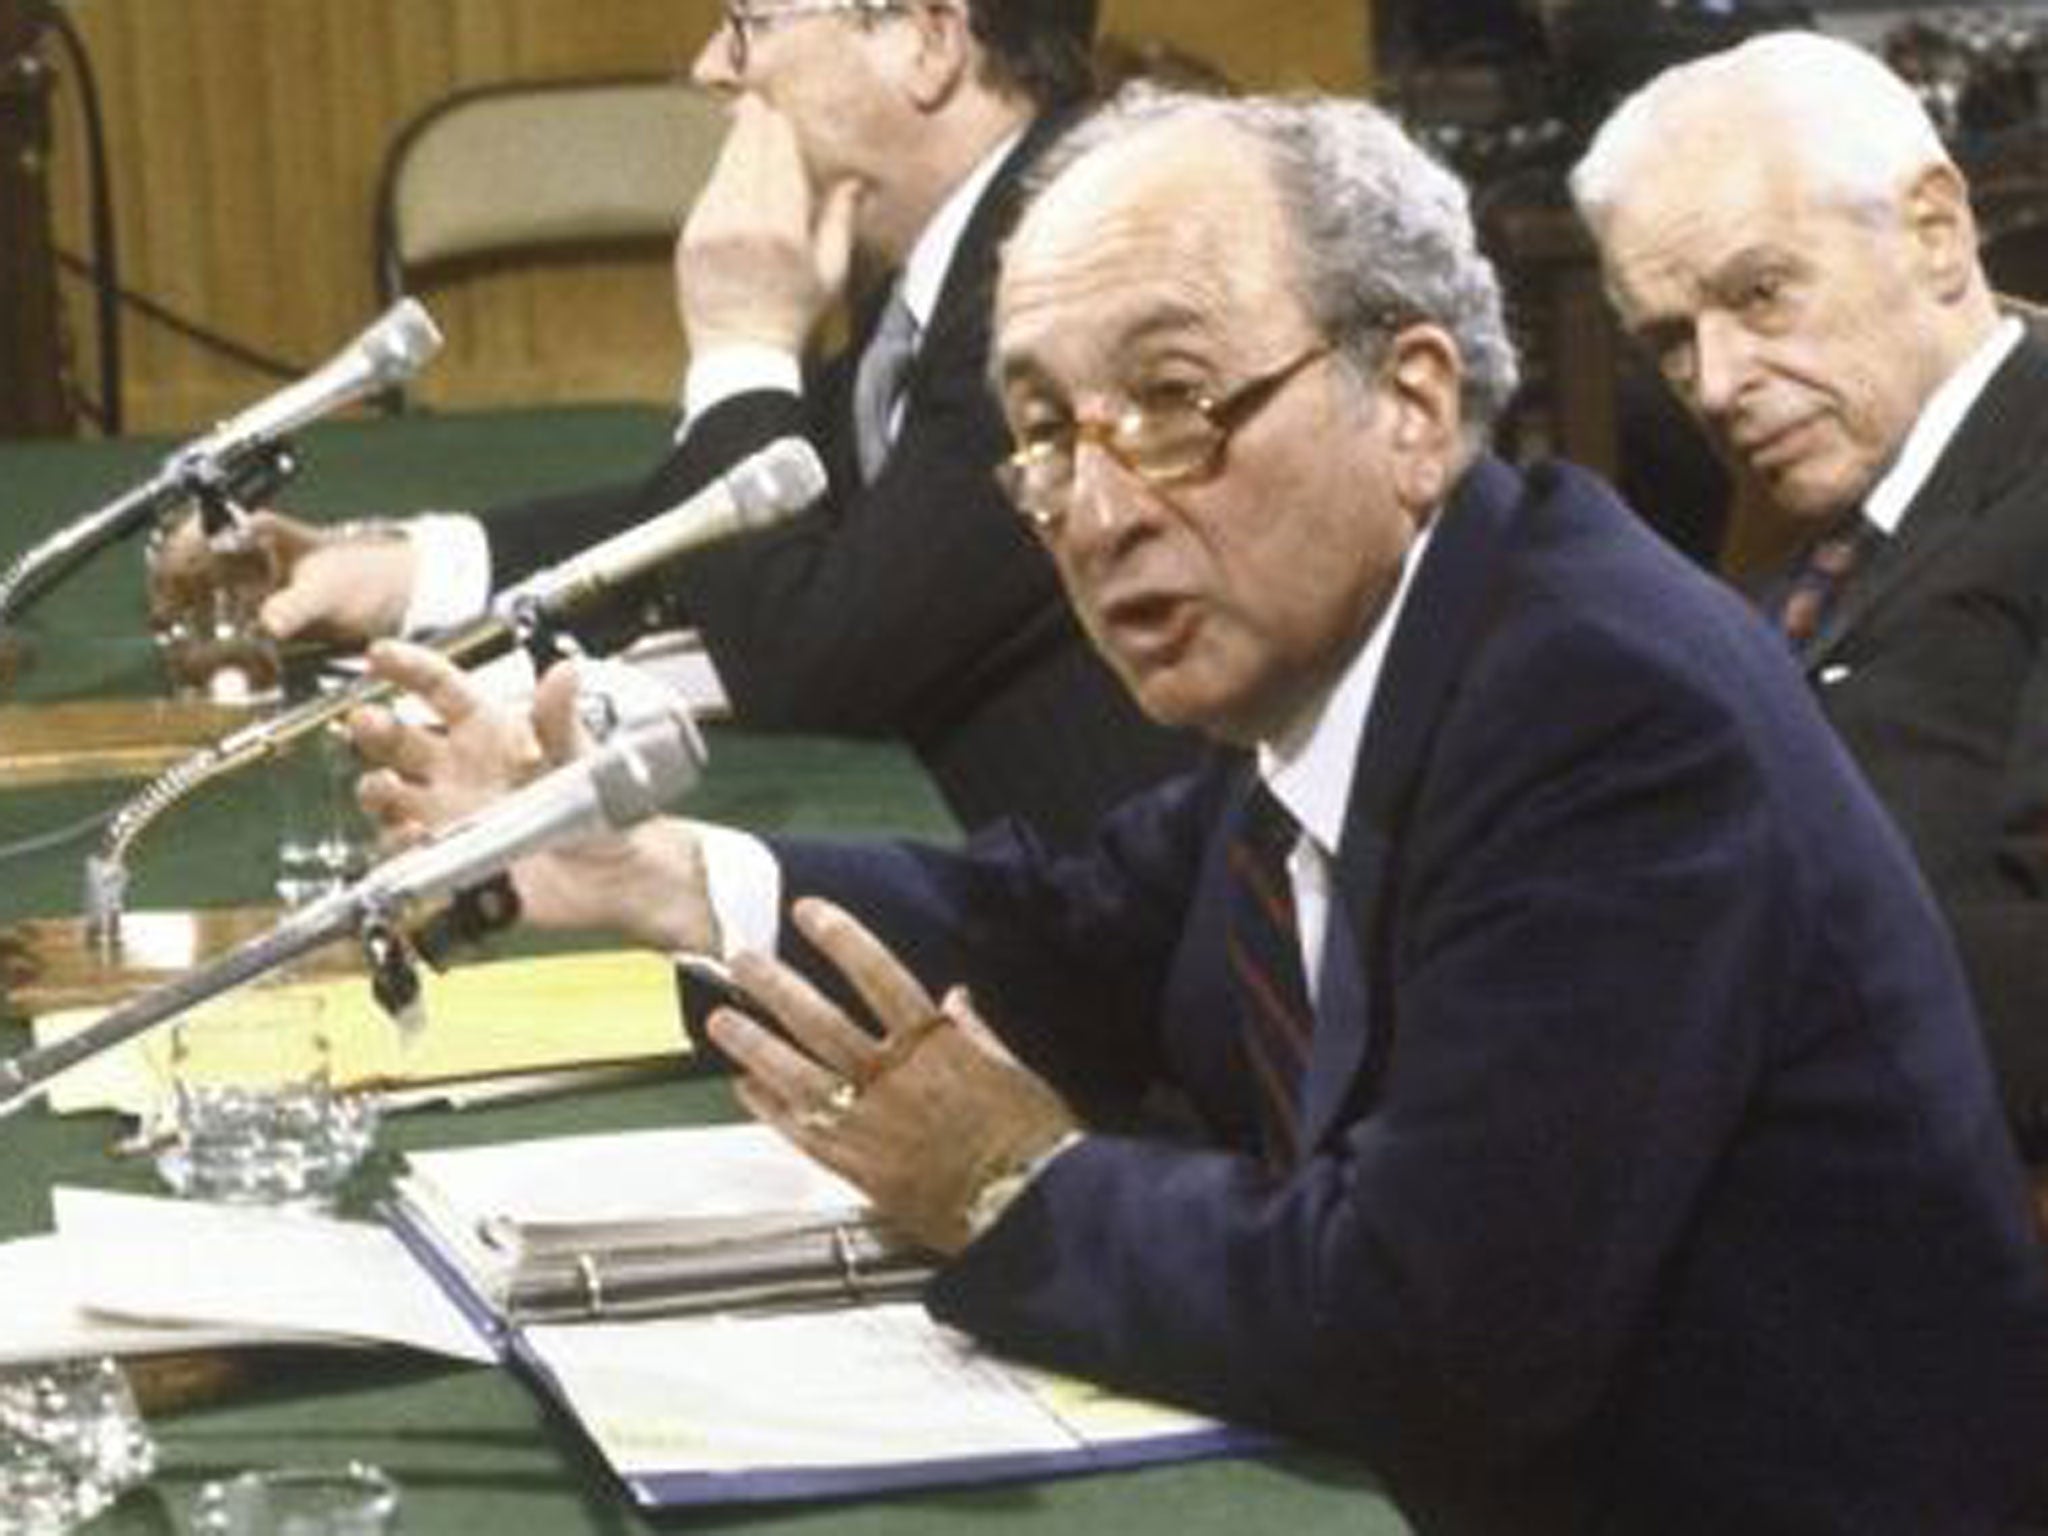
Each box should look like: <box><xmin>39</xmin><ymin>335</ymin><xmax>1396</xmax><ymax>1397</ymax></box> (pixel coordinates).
<box><xmin>180</xmin><ymin>298</ymin><xmax>444</xmax><ymax>474</ymax></box>
<box><xmin>349</xmin><ymin>700</ymin><xmax>704</xmax><ymax>913</ymax></box>
<box><xmin>501</xmin><ymin>435</ymin><xmax>826</xmax><ymax>617</ymax></box>
<box><xmin>0</xmin><ymin>299</ymin><xmax>444</xmax><ymax>628</ymax></box>
<box><xmin>81</xmin><ymin>436</ymin><xmax>827</xmax><ymax>941</ymax></box>
<box><xmin>3</xmin><ymin>705</ymin><xmax>704</xmax><ymax>1121</ymax></box>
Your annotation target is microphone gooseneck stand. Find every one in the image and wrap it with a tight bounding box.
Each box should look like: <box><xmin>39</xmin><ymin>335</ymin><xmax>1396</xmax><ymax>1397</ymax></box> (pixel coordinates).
<box><xmin>0</xmin><ymin>441</ymin><xmax>298</xmax><ymax>651</ymax></box>
<box><xmin>4</xmin><ymin>705</ymin><xmax>705</xmax><ymax>1123</ymax></box>
<box><xmin>0</xmin><ymin>298</ymin><xmax>442</xmax><ymax>640</ymax></box>
<box><xmin>79</xmin><ymin>435</ymin><xmax>827</xmax><ymax>947</ymax></box>
<box><xmin>0</xmin><ymin>880</ymin><xmax>385</xmax><ymax>1123</ymax></box>
<box><xmin>81</xmin><ymin>604</ymin><xmax>538</xmax><ymax>949</ymax></box>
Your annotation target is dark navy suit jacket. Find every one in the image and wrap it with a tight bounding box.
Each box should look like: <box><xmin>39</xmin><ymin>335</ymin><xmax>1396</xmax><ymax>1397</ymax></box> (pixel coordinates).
<box><xmin>774</xmin><ymin>455</ymin><xmax>2048</xmax><ymax>1534</ymax></box>
<box><xmin>480</xmin><ymin>117</ymin><xmax>1195</xmax><ymax>848</ymax></box>
<box><xmin>1773</xmin><ymin>331</ymin><xmax>2048</xmax><ymax>1156</ymax></box>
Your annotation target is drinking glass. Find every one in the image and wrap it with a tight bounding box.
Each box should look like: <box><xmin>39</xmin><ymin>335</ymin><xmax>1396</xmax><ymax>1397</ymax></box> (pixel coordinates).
<box><xmin>191</xmin><ymin>1463</ymin><xmax>400</xmax><ymax>1536</ymax></box>
<box><xmin>273</xmin><ymin>713</ymin><xmax>370</xmax><ymax>908</ymax></box>
<box><xmin>0</xmin><ymin>1357</ymin><xmax>157</xmax><ymax>1533</ymax></box>
<box><xmin>153</xmin><ymin>990</ymin><xmax>380</xmax><ymax>1209</ymax></box>
<box><xmin>147</xmin><ymin>522</ymin><xmax>283</xmax><ymax>707</ymax></box>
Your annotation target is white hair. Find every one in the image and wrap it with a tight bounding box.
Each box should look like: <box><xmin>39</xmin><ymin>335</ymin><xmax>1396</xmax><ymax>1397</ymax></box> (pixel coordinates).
<box><xmin>1571</xmin><ymin>31</ymin><xmax>1951</xmax><ymax>225</ymax></box>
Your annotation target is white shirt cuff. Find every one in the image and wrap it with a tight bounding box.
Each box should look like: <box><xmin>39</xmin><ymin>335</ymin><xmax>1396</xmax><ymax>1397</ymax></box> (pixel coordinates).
<box><xmin>689</xmin><ymin>820</ymin><xmax>783</xmax><ymax>958</ymax></box>
<box><xmin>682</xmin><ymin>345</ymin><xmax>804</xmax><ymax>434</ymax></box>
<box><xmin>964</xmin><ymin>1130</ymin><xmax>1086</xmax><ymax>1241</ymax></box>
<box><xmin>402</xmin><ymin>513</ymin><xmax>494</xmax><ymax>635</ymax></box>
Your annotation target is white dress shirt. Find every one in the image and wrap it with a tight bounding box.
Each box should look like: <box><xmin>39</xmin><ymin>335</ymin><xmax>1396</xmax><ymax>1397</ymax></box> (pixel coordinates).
<box><xmin>1860</xmin><ymin>316</ymin><xmax>2022</xmax><ymax>536</ymax></box>
<box><xmin>701</xmin><ymin>517</ymin><xmax>1443</xmax><ymax>995</ymax></box>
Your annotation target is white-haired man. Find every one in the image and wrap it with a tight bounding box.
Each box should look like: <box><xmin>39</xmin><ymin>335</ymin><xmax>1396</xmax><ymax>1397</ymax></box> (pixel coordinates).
<box><xmin>1573</xmin><ymin>31</ymin><xmax>2048</xmax><ymax>1165</ymax></box>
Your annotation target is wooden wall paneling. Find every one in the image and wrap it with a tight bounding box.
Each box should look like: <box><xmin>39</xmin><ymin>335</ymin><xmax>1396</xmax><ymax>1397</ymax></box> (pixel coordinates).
<box><xmin>42</xmin><ymin>0</ymin><xmax>707</xmax><ymax>433</ymax></box>
<box><xmin>1101</xmin><ymin>0</ymin><xmax>1368</xmax><ymax>92</ymax></box>
<box><xmin>43</xmin><ymin>0</ymin><xmax>1368</xmax><ymax>436</ymax></box>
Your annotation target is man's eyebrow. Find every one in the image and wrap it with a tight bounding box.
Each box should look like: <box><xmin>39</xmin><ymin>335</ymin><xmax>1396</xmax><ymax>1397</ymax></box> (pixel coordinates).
<box><xmin>1704</xmin><ymin>244</ymin><xmax>1803</xmax><ymax>296</ymax></box>
<box><xmin>1613</xmin><ymin>240</ymin><xmax>1793</xmax><ymax>331</ymax></box>
<box><xmin>997</xmin><ymin>301</ymin><xmax>1218</xmax><ymax>389</ymax></box>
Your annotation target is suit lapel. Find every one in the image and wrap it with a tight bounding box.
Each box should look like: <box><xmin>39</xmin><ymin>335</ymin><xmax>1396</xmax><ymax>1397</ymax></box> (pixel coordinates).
<box><xmin>825</xmin><ymin>113</ymin><xmax>1064</xmax><ymax>461</ymax></box>
<box><xmin>1299</xmin><ymin>826</ymin><xmax>1382</xmax><ymax>1143</ymax></box>
<box><xmin>1296</xmin><ymin>454</ymin><xmax>1528</xmax><ymax>1153</ymax></box>
<box><xmin>910</xmin><ymin>112</ymin><xmax>1070</xmax><ymax>389</ymax></box>
<box><xmin>1806</xmin><ymin>333</ymin><xmax>2048</xmax><ymax>666</ymax></box>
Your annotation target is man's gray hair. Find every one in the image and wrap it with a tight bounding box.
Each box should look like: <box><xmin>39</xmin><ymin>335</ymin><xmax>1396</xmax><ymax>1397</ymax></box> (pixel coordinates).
<box><xmin>1572</xmin><ymin>31</ymin><xmax>1951</xmax><ymax>227</ymax></box>
<box><xmin>1022</xmin><ymin>88</ymin><xmax>1521</xmax><ymax>440</ymax></box>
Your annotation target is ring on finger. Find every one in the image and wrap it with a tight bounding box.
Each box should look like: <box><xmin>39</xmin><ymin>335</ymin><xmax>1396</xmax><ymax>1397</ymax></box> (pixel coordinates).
<box><xmin>876</xmin><ymin>1010</ymin><xmax>951</xmax><ymax>1073</ymax></box>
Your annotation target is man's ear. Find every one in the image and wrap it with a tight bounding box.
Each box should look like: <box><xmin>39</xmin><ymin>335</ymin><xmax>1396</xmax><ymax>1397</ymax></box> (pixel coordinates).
<box><xmin>900</xmin><ymin>0</ymin><xmax>974</xmax><ymax>112</ymax></box>
<box><xmin>1901</xmin><ymin>161</ymin><xmax>1980</xmax><ymax>303</ymax></box>
<box><xmin>1377</xmin><ymin>325</ymin><xmax>1465</xmax><ymax>512</ymax></box>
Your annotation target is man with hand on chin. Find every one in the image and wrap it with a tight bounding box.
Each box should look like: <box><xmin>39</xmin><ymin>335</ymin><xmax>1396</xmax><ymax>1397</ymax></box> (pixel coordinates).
<box><xmin>164</xmin><ymin>0</ymin><xmax>1194</xmax><ymax>850</ymax></box>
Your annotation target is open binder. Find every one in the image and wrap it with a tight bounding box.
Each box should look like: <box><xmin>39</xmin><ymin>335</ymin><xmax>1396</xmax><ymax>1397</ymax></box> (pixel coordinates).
<box><xmin>386</xmin><ymin>1122</ymin><xmax>1267</xmax><ymax>1508</ymax></box>
<box><xmin>394</xmin><ymin>1133</ymin><xmax>935</xmax><ymax>1324</ymax></box>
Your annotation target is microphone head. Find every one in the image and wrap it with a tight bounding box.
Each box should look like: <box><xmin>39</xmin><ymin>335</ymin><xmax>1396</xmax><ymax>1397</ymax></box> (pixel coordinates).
<box><xmin>361</xmin><ymin>298</ymin><xmax>445</xmax><ymax>387</ymax></box>
<box><xmin>728</xmin><ymin>438</ymin><xmax>829</xmax><ymax>531</ymax></box>
<box><xmin>586</xmin><ymin>708</ymin><xmax>707</xmax><ymax>829</ymax></box>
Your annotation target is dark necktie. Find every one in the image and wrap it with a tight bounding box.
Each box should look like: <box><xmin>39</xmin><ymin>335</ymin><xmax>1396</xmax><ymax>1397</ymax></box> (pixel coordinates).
<box><xmin>852</xmin><ymin>287</ymin><xmax>919</xmax><ymax>483</ymax></box>
<box><xmin>1224</xmin><ymin>783</ymin><xmax>1315</xmax><ymax>1168</ymax></box>
<box><xmin>1778</xmin><ymin>511</ymin><xmax>1880</xmax><ymax>645</ymax></box>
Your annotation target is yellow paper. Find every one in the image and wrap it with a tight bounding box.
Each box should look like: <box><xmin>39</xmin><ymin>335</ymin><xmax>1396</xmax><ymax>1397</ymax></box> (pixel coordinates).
<box><xmin>32</xmin><ymin>950</ymin><xmax>687</xmax><ymax>1117</ymax></box>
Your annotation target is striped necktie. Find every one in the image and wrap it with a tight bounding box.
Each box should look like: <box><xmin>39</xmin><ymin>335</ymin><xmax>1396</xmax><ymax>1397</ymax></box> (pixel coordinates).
<box><xmin>1779</xmin><ymin>510</ymin><xmax>1880</xmax><ymax>645</ymax></box>
<box><xmin>1224</xmin><ymin>783</ymin><xmax>1315</xmax><ymax>1168</ymax></box>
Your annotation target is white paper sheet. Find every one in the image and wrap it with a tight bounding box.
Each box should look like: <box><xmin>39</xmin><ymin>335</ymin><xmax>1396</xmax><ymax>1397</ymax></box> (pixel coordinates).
<box><xmin>50</xmin><ymin>1188</ymin><xmax>494</xmax><ymax>1364</ymax></box>
<box><xmin>0</xmin><ymin>1232</ymin><xmax>341</xmax><ymax>1363</ymax></box>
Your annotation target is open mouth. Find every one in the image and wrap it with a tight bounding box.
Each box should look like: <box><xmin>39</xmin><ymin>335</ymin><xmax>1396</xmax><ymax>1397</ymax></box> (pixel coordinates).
<box><xmin>1096</xmin><ymin>589</ymin><xmax>1198</xmax><ymax>665</ymax></box>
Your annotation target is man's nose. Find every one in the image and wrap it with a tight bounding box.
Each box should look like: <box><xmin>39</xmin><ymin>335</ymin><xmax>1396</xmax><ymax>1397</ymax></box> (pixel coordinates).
<box><xmin>1692</xmin><ymin>311</ymin><xmax>1759</xmax><ymax>421</ymax></box>
<box><xmin>1061</xmin><ymin>442</ymin><xmax>1158</xmax><ymax>556</ymax></box>
<box><xmin>690</xmin><ymin>25</ymin><xmax>739</xmax><ymax>92</ymax></box>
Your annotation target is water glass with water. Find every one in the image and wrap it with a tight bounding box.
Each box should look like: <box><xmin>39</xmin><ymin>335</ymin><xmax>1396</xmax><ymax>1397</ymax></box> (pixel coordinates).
<box><xmin>148</xmin><ymin>521</ymin><xmax>285</xmax><ymax>707</ymax></box>
<box><xmin>274</xmin><ymin>715</ymin><xmax>371</xmax><ymax>908</ymax></box>
<box><xmin>153</xmin><ymin>990</ymin><xmax>380</xmax><ymax>1209</ymax></box>
<box><xmin>0</xmin><ymin>1356</ymin><xmax>157</xmax><ymax>1533</ymax></box>
<box><xmin>191</xmin><ymin>1462</ymin><xmax>400</xmax><ymax>1536</ymax></box>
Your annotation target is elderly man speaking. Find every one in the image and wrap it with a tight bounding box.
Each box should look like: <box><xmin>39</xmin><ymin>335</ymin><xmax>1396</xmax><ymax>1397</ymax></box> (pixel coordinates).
<box><xmin>353</xmin><ymin>89</ymin><xmax>2048</xmax><ymax>1534</ymax></box>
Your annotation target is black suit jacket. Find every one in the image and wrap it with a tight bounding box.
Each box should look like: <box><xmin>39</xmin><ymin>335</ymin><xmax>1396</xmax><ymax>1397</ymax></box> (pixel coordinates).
<box><xmin>1781</xmin><ymin>331</ymin><xmax>2048</xmax><ymax>1155</ymax></box>
<box><xmin>774</xmin><ymin>456</ymin><xmax>2048</xmax><ymax>1534</ymax></box>
<box><xmin>480</xmin><ymin>118</ymin><xmax>1196</xmax><ymax>848</ymax></box>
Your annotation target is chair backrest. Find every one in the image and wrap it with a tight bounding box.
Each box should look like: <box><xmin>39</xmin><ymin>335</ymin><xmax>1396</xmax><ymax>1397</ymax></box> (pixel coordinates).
<box><xmin>373</xmin><ymin>75</ymin><xmax>727</xmax><ymax>308</ymax></box>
